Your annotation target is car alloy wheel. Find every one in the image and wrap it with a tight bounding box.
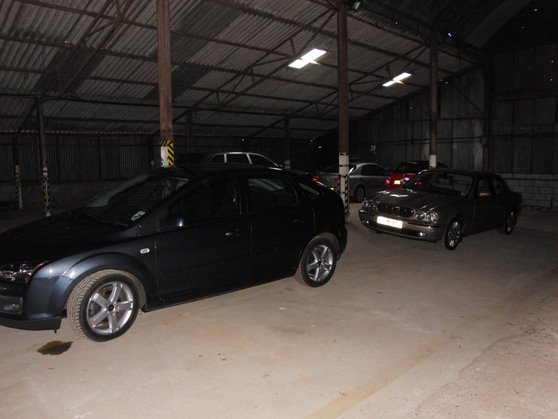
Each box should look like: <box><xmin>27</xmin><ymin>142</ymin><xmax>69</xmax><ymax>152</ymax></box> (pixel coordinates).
<box><xmin>441</xmin><ymin>218</ymin><xmax>462</xmax><ymax>251</ymax></box>
<box><xmin>296</xmin><ymin>234</ymin><xmax>338</xmax><ymax>287</ymax></box>
<box><xmin>68</xmin><ymin>270</ymin><xmax>140</xmax><ymax>342</ymax></box>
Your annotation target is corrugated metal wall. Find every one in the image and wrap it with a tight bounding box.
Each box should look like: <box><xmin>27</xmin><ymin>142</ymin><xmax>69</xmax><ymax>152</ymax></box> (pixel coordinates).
<box><xmin>349</xmin><ymin>43</ymin><xmax>557</xmax><ymax>175</ymax></box>
<box><xmin>0</xmin><ymin>133</ymin><xmax>153</xmax><ymax>186</ymax></box>
<box><xmin>349</xmin><ymin>68</ymin><xmax>485</xmax><ymax>170</ymax></box>
<box><xmin>0</xmin><ymin>133</ymin><xmax>291</xmax><ymax>191</ymax></box>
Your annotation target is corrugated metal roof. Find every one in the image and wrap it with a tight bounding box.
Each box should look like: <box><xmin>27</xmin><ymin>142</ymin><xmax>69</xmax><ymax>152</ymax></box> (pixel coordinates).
<box><xmin>0</xmin><ymin>0</ymin><xmax>520</xmax><ymax>137</ymax></box>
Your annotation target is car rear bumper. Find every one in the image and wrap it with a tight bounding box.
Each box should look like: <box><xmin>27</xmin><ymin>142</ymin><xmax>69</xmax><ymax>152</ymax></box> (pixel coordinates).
<box><xmin>358</xmin><ymin>210</ymin><xmax>443</xmax><ymax>242</ymax></box>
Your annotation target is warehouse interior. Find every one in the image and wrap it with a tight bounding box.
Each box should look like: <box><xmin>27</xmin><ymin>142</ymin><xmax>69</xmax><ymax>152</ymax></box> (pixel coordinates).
<box><xmin>0</xmin><ymin>0</ymin><xmax>557</xmax><ymax>210</ymax></box>
<box><xmin>1</xmin><ymin>2</ymin><xmax>558</xmax><ymax>418</ymax></box>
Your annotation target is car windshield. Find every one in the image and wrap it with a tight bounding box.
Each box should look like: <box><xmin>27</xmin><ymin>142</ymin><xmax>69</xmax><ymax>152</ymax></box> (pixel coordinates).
<box><xmin>73</xmin><ymin>173</ymin><xmax>190</xmax><ymax>226</ymax></box>
<box><xmin>404</xmin><ymin>172</ymin><xmax>473</xmax><ymax>197</ymax></box>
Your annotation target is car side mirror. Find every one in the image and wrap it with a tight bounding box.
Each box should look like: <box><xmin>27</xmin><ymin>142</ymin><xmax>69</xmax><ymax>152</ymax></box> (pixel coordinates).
<box><xmin>160</xmin><ymin>214</ymin><xmax>186</xmax><ymax>230</ymax></box>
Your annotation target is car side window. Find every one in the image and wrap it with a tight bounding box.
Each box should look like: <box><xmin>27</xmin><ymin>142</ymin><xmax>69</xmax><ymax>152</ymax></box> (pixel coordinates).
<box><xmin>227</xmin><ymin>154</ymin><xmax>249</xmax><ymax>163</ymax></box>
<box><xmin>476</xmin><ymin>178</ymin><xmax>492</xmax><ymax>198</ymax></box>
<box><xmin>168</xmin><ymin>177</ymin><xmax>240</xmax><ymax>225</ymax></box>
<box><xmin>211</xmin><ymin>154</ymin><xmax>225</xmax><ymax>163</ymax></box>
<box><xmin>247</xmin><ymin>175</ymin><xmax>298</xmax><ymax>214</ymax></box>
<box><xmin>491</xmin><ymin>176</ymin><xmax>506</xmax><ymax>195</ymax></box>
<box><xmin>297</xmin><ymin>180</ymin><xmax>322</xmax><ymax>201</ymax></box>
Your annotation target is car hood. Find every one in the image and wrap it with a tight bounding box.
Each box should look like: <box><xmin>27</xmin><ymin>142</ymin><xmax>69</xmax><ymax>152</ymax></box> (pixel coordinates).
<box><xmin>0</xmin><ymin>213</ymin><xmax>129</xmax><ymax>263</ymax></box>
<box><xmin>370</xmin><ymin>188</ymin><xmax>461</xmax><ymax>211</ymax></box>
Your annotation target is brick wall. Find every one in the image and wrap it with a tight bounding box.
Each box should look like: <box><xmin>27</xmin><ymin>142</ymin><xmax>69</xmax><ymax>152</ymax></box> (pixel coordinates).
<box><xmin>500</xmin><ymin>174</ymin><xmax>558</xmax><ymax>211</ymax></box>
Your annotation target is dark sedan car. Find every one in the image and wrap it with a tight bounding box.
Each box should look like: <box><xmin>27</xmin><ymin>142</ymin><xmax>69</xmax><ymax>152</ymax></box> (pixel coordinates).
<box><xmin>0</xmin><ymin>165</ymin><xmax>347</xmax><ymax>341</ymax></box>
<box><xmin>359</xmin><ymin>169</ymin><xmax>522</xmax><ymax>250</ymax></box>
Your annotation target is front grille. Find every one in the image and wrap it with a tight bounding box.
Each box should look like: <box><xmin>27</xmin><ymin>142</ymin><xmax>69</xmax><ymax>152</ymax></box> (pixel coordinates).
<box><xmin>377</xmin><ymin>203</ymin><xmax>414</xmax><ymax>218</ymax></box>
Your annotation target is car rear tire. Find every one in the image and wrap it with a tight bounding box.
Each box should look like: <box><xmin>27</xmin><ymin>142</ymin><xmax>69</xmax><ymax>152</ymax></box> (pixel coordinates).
<box><xmin>502</xmin><ymin>210</ymin><xmax>517</xmax><ymax>235</ymax></box>
<box><xmin>440</xmin><ymin>218</ymin><xmax>462</xmax><ymax>251</ymax></box>
<box><xmin>296</xmin><ymin>234</ymin><xmax>339</xmax><ymax>287</ymax></box>
<box><xmin>68</xmin><ymin>270</ymin><xmax>141</xmax><ymax>342</ymax></box>
<box><xmin>354</xmin><ymin>185</ymin><xmax>366</xmax><ymax>203</ymax></box>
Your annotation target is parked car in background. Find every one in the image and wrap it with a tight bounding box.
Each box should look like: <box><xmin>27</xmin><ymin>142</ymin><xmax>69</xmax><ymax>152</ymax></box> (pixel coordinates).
<box><xmin>177</xmin><ymin>151</ymin><xmax>281</xmax><ymax>167</ymax></box>
<box><xmin>359</xmin><ymin>169</ymin><xmax>522</xmax><ymax>250</ymax></box>
<box><xmin>384</xmin><ymin>160</ymin><xmax>447</xmax><ymax>190</ymax></box>
<box><xmin>313</xmin><ymin>162</ymin><xmax>389</xmax><ymax>202</ymax></box>
<box><xmin>0</xmin><ymin>164</ymin><xmax>347</xmax><ymax>341</ymax></box>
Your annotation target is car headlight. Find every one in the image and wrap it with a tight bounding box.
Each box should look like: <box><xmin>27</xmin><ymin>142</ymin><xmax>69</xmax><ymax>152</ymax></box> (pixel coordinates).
<box><xmin>362</xmin><ymin>200</ymin><xmax>379</xmax><ymax>211</ymax></box>
<box><xmin>415</xmin><ymin>210</ymin><xmax>439</xmax><ymax>224</ymax></box>
<box><xmin>0</xmin><ymin>262</ymin><xmax>42</xmax><ymax>284</ymax></box>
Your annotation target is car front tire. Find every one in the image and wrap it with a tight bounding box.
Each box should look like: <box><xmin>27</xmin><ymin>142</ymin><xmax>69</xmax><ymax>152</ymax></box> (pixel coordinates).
<box><xmin>440</xmin><ymin>218</ymin><xmax>462</xmax><ymax>251</ymax></box>
<box><xmin>68</xmin><ymin>270</ymin><xmax>141</xmax><ymax>342</ymax></box>
<box><xmin>296</xmin><ymin>234</ymin><xmax>339</xmax><ymax>287</ymax></box>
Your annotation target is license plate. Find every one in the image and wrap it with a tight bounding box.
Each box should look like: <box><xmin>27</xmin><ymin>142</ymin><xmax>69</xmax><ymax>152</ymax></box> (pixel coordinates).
<box><xmin>394</xmin><ymin>179</ymin><xmax>401</xmax><ymax>185</ymax></box>
<box><xmin>377</xmin><ymin>216</ymin><xmax>403</xmax><ymax>229</ymax></box>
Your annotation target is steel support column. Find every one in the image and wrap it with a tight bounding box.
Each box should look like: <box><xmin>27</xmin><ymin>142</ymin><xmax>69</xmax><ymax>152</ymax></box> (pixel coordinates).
<box><xmin>429</xmin><ymin>32</ymin><xmax>438</xmax><ymax>169</ymax></box>
<box><xmin>157</xmin><ymin>0</ymin><xmax>174</xmax><ymax>167</ymax></box>
<box><xmin>482</xmin><ymin>55</ymin><xmax>492</xmax><ymax>171</ymax></box>
<box><xmin>284</xmin><ymin>116</ymin><xmax>291</xmax><ymax>168</ymax></box>
<box><xmin>186</xmin><ymin>109</ymin><xmax>194</xmax><ymax>152</ymax></box>
<box><xmin>36</xmin><ymin>99</ymin><xmax>51</xmax><ymax>216</ymax></box>
<box><xmin>12</xmin><ymin>135</ymin><xmax>22</xmax><ymax>209</ymax></box>
<box><xmin>337</xmin><ymin>0</ymin><xmax>350</xmax><ymax>217</ymax></box>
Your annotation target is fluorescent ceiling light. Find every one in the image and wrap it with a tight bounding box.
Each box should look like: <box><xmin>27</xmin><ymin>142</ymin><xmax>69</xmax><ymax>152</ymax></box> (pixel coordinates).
<box><xmin>288</xmin><ymin>59</ymin><xmax>307</xmax><ymax>69</ymax></box>
<box><xmin>289</xmin><ymin>48</ymin><xmax>327</xmax><ymax>69</ymax></box>
<box><xmin>393</xmin><ymin>72</ymin><xmax>412</xmax><ymax>81</ymax></box>
<box><xmin>383</xmin><ymin>72</ymin><xmax>412</xmax><ymax>87</ymax></box>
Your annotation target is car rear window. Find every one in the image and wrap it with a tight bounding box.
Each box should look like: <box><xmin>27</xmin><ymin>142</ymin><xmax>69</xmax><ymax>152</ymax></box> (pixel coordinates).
<box><xmin>250</xmin><ymin>154</ymin><xmax>277</xmax><ymax>167</ymax></box>
<box><xmin>323</xmin><ymin>164</ymin><xmax>356</xmax><ymax>173</ymax></box>
<box><xmin>227</xmin><ymin>154</ymin><xmax>249</xmax><ymax>163</ymax></box>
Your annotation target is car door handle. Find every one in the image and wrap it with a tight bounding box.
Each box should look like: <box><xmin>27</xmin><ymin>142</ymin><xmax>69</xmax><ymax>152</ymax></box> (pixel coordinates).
<box><xmin>225</xmin><ymin>229</ymin><xmax>240</xmax><ymax>238</ymax></box>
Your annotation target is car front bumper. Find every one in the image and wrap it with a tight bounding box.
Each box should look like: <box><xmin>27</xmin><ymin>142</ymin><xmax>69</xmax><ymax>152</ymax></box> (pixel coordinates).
<box><xmin>0</xmin><ymin>312</ymin><xmax>62</xmax><ymax>330</ymax></box>
<box><xmin>358</xmin><ymin>209</ymin><xmax>443</xmax><ymax>242</ymax></box>
<box><xmin>0</xmin><ymin>278</ymin><xmax>63</xmax><ymax>331</ymax></box>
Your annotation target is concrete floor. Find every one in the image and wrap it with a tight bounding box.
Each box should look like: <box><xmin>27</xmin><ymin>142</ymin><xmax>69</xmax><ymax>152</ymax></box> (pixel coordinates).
<box><xmin>0</xmin><ymin>205</ymin><xmax>557</xmax><ymax>418</ymax></box>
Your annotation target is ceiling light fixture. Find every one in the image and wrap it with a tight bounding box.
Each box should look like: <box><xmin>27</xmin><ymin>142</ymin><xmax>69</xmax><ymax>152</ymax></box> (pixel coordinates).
<box><xmin>347</xmin><ymin>0</ymin><xmax>362</xmax><ymax>11</ymax></box>
<box><xmin>383</xmin><ymin>72</ymin><xmax>412</xmax><ymax>87</ymax></box>
<box><xmin>288</xmin><ymin>48</ymin><xmax>327</xmax><ymax>69</ymax></box>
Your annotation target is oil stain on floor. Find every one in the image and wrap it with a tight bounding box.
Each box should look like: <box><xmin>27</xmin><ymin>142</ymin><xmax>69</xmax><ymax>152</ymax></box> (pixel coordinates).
<box><xmin>37</xmin><ymin>341</ymin><xmax>73</xmax><ymax>355</ymax></box>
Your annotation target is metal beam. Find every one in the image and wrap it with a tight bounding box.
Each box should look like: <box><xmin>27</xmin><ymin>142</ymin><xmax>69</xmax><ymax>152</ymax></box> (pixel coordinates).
<box><xmin>429</xmin><ymin>32</ymin><xmax>438</xmax><ymax>169</ymax></box>
<box><xmin>337</xmin><ymin>0</ymin><xmax>350</xmax><ymax>217</ymax></box>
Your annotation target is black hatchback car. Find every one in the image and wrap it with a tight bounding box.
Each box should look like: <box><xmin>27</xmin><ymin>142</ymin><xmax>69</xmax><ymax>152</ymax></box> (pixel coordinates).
<box><xmin>0</xmin><ymin>165</ymin><xmax>347</xmax><ymax>341</ymax></box>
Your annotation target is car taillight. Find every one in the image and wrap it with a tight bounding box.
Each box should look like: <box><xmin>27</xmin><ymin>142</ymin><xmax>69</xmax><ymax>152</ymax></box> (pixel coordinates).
<box><xmin>312</xmin><ymin>177</ymin><xmax>320</xmax><ymax>182</ymax></box>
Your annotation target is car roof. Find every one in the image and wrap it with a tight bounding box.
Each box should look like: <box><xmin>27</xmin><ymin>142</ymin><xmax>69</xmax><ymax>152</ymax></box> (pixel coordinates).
<box><xmin>422</xmin><ymin>168</ymin><xmax>501</xmax><ymax>177</ymax></box>
<box><xmin>167</xmin><ymin>162</ymin><xmax>295</xmax><ymax>179</ymax></box>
